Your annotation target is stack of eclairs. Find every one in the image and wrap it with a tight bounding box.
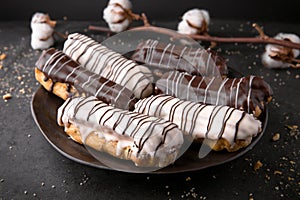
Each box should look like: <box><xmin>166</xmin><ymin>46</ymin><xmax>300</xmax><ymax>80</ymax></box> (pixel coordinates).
<box><xmin>34</xmin><ymin>33</ymin><xmax>273</xmax><ymax>167</ymax></box>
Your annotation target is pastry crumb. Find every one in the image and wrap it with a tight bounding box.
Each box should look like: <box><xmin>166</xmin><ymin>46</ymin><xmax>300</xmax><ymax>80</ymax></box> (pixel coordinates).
<box><xmin>254</xmin><ymin>160</ymin><xmax>263</xmax><ymax>171</ymax></box>
<box><xmin>285</xmin><ymin>125</ymin><xmax>299</xmax><ymax>138</ymax></box>
<box><xmin>265</xmin><ymin>174</ymin><xmax>270</xmax><ymax>181</ymax></box>
<box><xmin>274</xmin><ymin>170</ymin><xmax>282</xmax><ymax>175</ymax></box>
<box><xmin>3</xmin><ymin>93</ymin><xmax>12</xmax><ymax>100</ymax></box>
<box><xmin>0</xmin><ymin>53</ymin><xmax>6</xmax><ymax>60</ymax></box>
<box><xmin>272</xmin><ymin>133</ymin><xmax>280</xmax><ymax>141</ymax></box>
<box><xmin>19</xmin><ymin>88</ymin><xmax>25</xmax><ymax>94</ymax></box>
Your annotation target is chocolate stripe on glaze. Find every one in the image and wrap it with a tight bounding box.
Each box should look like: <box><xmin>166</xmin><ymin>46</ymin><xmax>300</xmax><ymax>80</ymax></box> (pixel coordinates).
<box><xmin>131</xmin><ymin>39</ymin><xmax>228</xmax><ymax>77</ymax></box>
<box><xmin>57</xmin><ymin>96</ymin><xmax>184</xmax><ymax>167</ymax></box>
<box><xmin>35</xmin><ymin>48</ymin><xmax>137</xmax><ymax>110</ymax></box>
<box><xmin>134</xmin><ymin>95</ymin><xmax>262</xmax><ymax>150</ymax></box>
<box><xmin>63</xmin><ymin>33</ymin><xmax>154</xmax><ymax>99</ymax></box>
<box><xmin>155</xmin><ymin>71</ymin><xmax>273</xmax><ymax>116</ymax></box>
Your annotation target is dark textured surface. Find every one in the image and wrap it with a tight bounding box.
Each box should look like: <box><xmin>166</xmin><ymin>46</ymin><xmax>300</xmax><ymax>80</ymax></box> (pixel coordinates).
<box><xmin>0</xmin><ymin>20</ymin><xmax>299</xmax><ymax>199</ymax></box>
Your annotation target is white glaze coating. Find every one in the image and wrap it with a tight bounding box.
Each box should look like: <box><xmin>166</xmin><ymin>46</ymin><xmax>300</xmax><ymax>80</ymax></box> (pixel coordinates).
<box><xmin>57</xmin><ymin>96</ymin><xmax>184</xmax><ymax>166</ymax></box>
<box><xmin>63</xmin><ymin>33</ymin><xmax>153</xmax><ymax>98</ymax></box>
<box><xmin>134</xmin><ymin>95</ymin><xmax>261</xmax><ymax>147</ymax></box>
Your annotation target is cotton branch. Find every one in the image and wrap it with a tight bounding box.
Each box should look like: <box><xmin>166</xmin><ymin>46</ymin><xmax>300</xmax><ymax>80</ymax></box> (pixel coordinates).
<box><xmin>88</xmin><ymin>22</ymin><xmax>300</xmax><ymax>50</ymax></box>
<box><xmin>131</xmin><ymin>24</ymin><xmax>300</xmax><ymax>50</ymax></box>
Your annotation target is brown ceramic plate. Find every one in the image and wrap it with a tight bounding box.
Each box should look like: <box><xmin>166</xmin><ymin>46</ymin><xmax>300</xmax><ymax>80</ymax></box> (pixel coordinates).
<box><xmin>31</xmin><ymin>84</ymin><xmax>268</xmax><ymax>173</ymax></box>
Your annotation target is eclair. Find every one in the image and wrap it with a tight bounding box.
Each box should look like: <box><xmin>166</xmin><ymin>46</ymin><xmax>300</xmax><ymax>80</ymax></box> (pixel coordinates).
<box><xmin>35</xmin><ymin>48</ymin><xmax>137</xmax><ymax>110</ymax></box>
<box><xmin>63</xmin><ymin>33</ymin><xmax>154</xmax><ymax>99</ymax></box>
<box><xmin>155</xmin><ymin>71</ymin><xmax>273</xmax><ymax>117</ymax></box>
<box><xmin>57</xmin><ymin>96</ymin><xmax>184</xmax><ymax>167</ymax></box>
<box><xmin>134</xmin><ymin>95</ymin><xmax>262</xmax><ymax>152</ymax></box>
<box><xmin>131</xmin><ymin>39</ymin><xmax>228</xmax><ymax>77</ymax></box>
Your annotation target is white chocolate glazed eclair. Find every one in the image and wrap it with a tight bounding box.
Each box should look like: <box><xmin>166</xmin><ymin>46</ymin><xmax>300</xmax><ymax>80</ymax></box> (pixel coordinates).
<box><xmin>63</xmin><ymin>33</ymin><xmax>154</xmax><ymax>99</ymax></box>
<box><xmin>134</xmin><ymin>95</ymin><xmax>262</xmax><ymax>152</ymax></box>
<box><xmin>155</xmin><ymin>71</ymin><xmax>273</xmax><ymax>117</ymax></box>
<box><xmin>57</xmin><ymin>96</ymin><xmax>184</xmax><ymax>167</ymax></box>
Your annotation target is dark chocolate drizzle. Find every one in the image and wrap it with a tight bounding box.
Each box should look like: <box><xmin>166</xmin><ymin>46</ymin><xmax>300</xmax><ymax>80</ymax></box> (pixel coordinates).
<box><xmin>63</xmin><ymin>96</ymin><xmax>180</xmax><ymax>156</ymax></box>
<box><xmin>134</xmin><ymin>95</ymin><xmax>258</xmax><ymax>143</ymax></box>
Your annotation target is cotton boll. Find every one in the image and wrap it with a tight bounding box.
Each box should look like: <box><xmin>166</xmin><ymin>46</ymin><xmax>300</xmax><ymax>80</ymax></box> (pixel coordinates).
<box><xmin>109</xmin><ymin>0</ymin><xmax>132</xmax><ymax>10</ymax></box>
<box><xmin>177</xmin><ymin>20</ymin><xmax>198</xmax><ymax>35</ymax></box>
<box><xmin>275</xmin><ymin>32</ymin><xmax>300</xmax><ymax>43</ymax></box>
<box><xmin>274</xmin><ymin>33</ymin><xmax>300</xmax><ymax>57</ymax></box>
<box><xmin>200</xmin><ymin>10</ymin><xmax>210</xmax><ymax>25</ymax></box>
<box><xmin>30</xmin><ymin>12</ymin><xmax>55</xmax><ymax>50</ymax></box>
<box><xmin>103</xmin><ymin>5</ymin><xmax>126</xmax><ymax>24</ymax></box>
<box><xmin>30</xmin><ymin>13</ymin><xmax>56</xmax><ymax>28</ymax></box>
<box><xmin>103</xmin><ymin>1</ymin><xmax>132</xmax><ymax>32</ymax></box>
<box><xmin>182</xmin><ymin>8</ymin><xmax>210</xmax><ymax>28</ymax></box>
<box><xmin>107</xmin><ymin>18</ymin><xmax>130</xmax><ymax>32</ymax></box>
<box><xmin>31</xmin><ymin>33</ymin><xmax>55</xmax><ymax>50</ymax></box>
<box><xmin>177</xmin><ymin>8</ymin><xmax>210</xmax><ymax>35</ymax></box>
<box><xmin>262</xmin><ymin>32</ymin><xmax>300</xmax><ymax>68</ymax></box>
<box><xmin>31</xmin><ymin>23</ymin><xmax>54</xmax><ymax>39</ymax></box>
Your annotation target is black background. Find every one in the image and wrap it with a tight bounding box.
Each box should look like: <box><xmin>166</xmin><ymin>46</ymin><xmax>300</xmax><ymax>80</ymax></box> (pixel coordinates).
<box><xmin>1</xmin><ymin>0</ymin><xmax>299</xmax><ymax>22</ymax></box>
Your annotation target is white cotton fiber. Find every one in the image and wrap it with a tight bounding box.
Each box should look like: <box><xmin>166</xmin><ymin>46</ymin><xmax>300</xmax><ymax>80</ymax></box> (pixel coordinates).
<box><xmin>103</xmin><ymin>0</ymin><xmax>132</xmax><ymax>32</ymax></box>
<box><xmin>177</xmin><ymin>8</ymin><xmax>210</xmax><ymax>35</ymax></box>
<box><xmin>30</xmin><ymin>12</ymin><xmax>55</xmax><ymax>50</ymax></box>
<box><xmin>109</xmin><ymin>0</ymin><xmax>132</xmax><ymax>10</ymax></box>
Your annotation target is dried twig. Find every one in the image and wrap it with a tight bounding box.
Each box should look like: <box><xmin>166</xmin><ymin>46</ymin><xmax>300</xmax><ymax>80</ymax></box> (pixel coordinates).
<box><xmin>88</xmin><ymin>25</ymin><xmax>114</xmax><ymax>34</ymax></box>
<box><xmin>88</xmin><ymin>23</ymin><xmax>300</xmax><ymax>50</ymax></box>
<box><xmin>133</xmin><ymin>25</ymin><xmax>300</xmax><ymax>50</ymax></box>
<box><xmin>252</xmin><ymin>23</ymin><xmax>268</xmax><ymax>39</ymax></box>
<box><xmin>53</xmin><ymin>31</ymin><xmax>68</xmax><ymax>39</ymax></box>
<box><xmin>140</xmin><ymin>13</ymin><xmax>150</xmax><ymax>27</ymax></box>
